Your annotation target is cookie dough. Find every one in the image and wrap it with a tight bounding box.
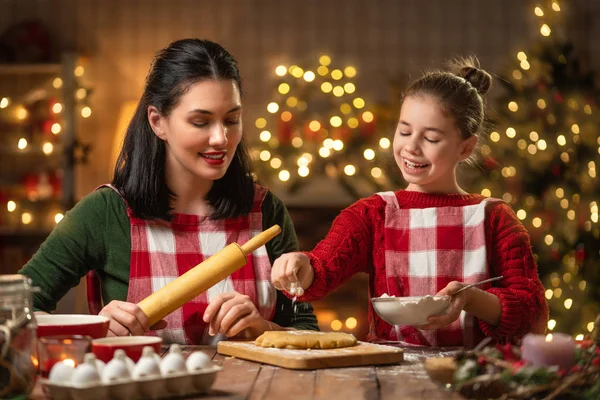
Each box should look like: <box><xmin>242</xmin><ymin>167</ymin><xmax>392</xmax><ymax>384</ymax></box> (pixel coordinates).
<box><xmin>254</xmin><ymin>330</ymin><xmax>357</xmax><ymax>349</ymax></box>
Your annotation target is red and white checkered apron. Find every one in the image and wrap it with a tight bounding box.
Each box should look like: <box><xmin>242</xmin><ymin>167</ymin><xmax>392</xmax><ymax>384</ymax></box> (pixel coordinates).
<box><xmin>376</xmin><ymin>191</ymin><xmax>498</xmax><ymax>347</ymax></box>
<box><xmin>101</xmin><ymin>184</ymin><xmax>276</xmax><ymax>345</ymax></box>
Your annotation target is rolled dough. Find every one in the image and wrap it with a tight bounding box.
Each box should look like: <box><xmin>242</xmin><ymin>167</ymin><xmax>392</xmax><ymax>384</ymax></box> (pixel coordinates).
<box><xmin>254</xmin><ymin>330</ymin><xmax>357</xmax><ymax>349</ymax></box>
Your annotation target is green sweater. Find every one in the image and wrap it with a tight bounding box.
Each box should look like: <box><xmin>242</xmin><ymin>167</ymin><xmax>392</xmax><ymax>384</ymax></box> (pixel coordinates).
<box><xmin>18</xmin><ymin>187</ymin><xmax>318</xmax><ymax>331</ymax></box>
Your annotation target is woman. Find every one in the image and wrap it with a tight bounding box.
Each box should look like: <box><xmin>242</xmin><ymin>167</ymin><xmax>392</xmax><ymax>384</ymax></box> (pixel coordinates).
<box><xmin>19</xmin><ymin>39</ymin><xmax>318</xmax><ymax>344</ymax></box>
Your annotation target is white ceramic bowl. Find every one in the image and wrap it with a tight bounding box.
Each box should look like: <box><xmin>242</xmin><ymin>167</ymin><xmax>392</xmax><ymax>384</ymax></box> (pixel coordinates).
<box><xmin>371</xmin><ymin>295</ymin><xmax>451</xmax><ymax>326</ymax></box>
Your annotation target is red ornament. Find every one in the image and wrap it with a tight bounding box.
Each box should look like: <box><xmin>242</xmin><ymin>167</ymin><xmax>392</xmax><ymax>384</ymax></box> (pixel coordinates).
<box><xmin>49</xmin><ymin>171</ymin><xmax>62</xmax><ymax>197</ymax></box>
<box><xmin>278</xmin><ymin>119</ymin><xmax>292</xmax><ymax>145</ymax></box>
<box><xmin>552</xmin><ymin>164</ymin><xmax>561</xmax><ymax>176</ymax></box>
<box><xmin>22</xmin><ymin>173</ymin><xmax>39</xmax><ymax>201</ymax></box>
<box><xmin>554</xmin><ymin>92</ymin><xmax>563</xmax><ymax>103</ymax></box>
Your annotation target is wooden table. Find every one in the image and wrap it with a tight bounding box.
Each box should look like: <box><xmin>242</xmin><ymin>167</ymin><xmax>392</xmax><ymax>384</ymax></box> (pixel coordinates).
<box><xmin>30</xmin><ymin>345</ymin><xmax>464</xmax><ymax>399</ymax></box>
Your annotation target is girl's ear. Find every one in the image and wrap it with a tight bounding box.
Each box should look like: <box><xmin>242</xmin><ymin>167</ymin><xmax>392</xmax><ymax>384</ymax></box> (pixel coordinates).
<box><xmin>459</xmin><ymin>136</ymin><xmax>478</xmax><ymax>161</ymax></box>
<box><xmin>148</xmin><ymin>106</ymin><xmax>166</xmax><ymax>140</ymax></box>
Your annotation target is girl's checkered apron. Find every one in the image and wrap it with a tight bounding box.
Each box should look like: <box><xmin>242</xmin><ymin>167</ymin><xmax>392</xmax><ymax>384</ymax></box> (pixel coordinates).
<box><xmin>376</xmin><ymin>191</ymin><xmax>498</xmax><ymax>347</ymax></box>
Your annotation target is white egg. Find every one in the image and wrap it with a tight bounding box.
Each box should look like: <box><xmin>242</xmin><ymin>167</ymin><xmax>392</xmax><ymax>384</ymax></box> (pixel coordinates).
<box><xmin>70</xmin><ymin>354</ymin><xmax>101</xmax><ymax>387</ymax></box>
<box><xmin>48</xmin><ymin>362</ymin><xmax>75</xmax><ymax>383</ymax></box>
<box><xmin>132</xmin><ymin>347</ymin><xmax>161</xmax><ymax>379</ymax></box>
<box><xmin>101</xmin><ymin>351</ymin><xmax>131</xmax><ymax>383</ymax></box>
<box><xmin>185</xmin><ymin>351</ymin><xmax>211</xmax><ymax>372</ymax></box>
<box><xmin>160</xmin><ymin>344</ymin><xmax>186</xmax><ymax>375</ymax></box>
<box><xmin>94</xmin><ymin>358</ymin><xmax>106</xmax><ymax>374</ymax></box>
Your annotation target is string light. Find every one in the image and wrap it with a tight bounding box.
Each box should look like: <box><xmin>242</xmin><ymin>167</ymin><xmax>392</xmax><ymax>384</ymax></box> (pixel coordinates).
<box><xmin>52</xmin><ymin>77</ymin><xmax>63</xmax><ymax>88</ymax></box>
<box><xmin>52</xmin><ymin>103</ymin><xmax>63</xmax><ymax>113</ymax></box>
<box><xmin>17</xmin><ymin>138</ymin><xmax>27</xmax><ymax>150</ymax></box>
<box><xmin>505</xmin><ymin>128</ymin><xmax>516</xmax><ymax>138</ymax></box>
<box><xmin>291</xmin><ymin>66</ymin><xmax>304</xmax><ymax>78</ymax></box>
<box><xmin>330</xmin><ymin>116</ymin><xmax>342</xmax><ymax>127</ymax></box>
<box><xmin>564</xmin><ymin>298</ymin><xmax>573</xmax><ymax>309</ymax></box>
<box><xmin>319</xmin><ymin>55</ymin><xmax>331</xmax><ymax>66</ymax></box>
<box><xmin>278</xmin><ymin>83</ymin><xmax>290</xmax><ymax>94</ymax></box>
<box><xmin>344</xmin><ymin>165</ymin><xmax>356</xmax><ymax>176</ymax></box>
<box><xmin>371</xmin><ymin>167</ymin><xmax>382</xmax><ymax>178</ymax></box>
<box><xmin>344</xmin><ymin>67</ymin><xmax>357</xmax><ymax>78</ymax></box>
<box><xmin>534</xmin><ymin>7</ymin><xmax>544</xmax><ymax>17</ymax></box>
<box><xmin>363</xmin><ymin>149</ymin><xmax>375</xmax><ymax>160</ymax></box>
<box><xmin>330</xmin><ymin>320</ymin><xmax>342</xmax><ymax>331</ymax></box>
<box><xmin>51</xmin><ymin>123</ymin><xmax>61</xmax><ymax>134</ymax></box>
<box><xmin>7</xmin><ymin>201</ymin><xmax>16</xmax><ymax>212</ymax></box>
<box><xmin>332</xmin><ymin>86</ymin><xmax>344</xmax><ymax>97</ymax></box>
<box><xmin>298</xmin><ymin>166</ymin><xmax>309</xmax><ymax>177</ymax></box>
<box><xmin>345</xmin><ymin>317</ymin><xmax>358</xmax><ymax>329</ymax></box>
<box><xmin>321</xmin><ymin>82</ymin><xmax>333</xmax><ymax>93</ymax></box>
<box><xmin>278</xmin><ymin>170</ymin><xmax>290</xmax><ymax>181</ymax></box>
<box><xmin>353</xmin><ymin>98</ymin><xmax>365</xmax><ymax>109</ymax></box>
<box><xmin>275</xmin><ymin>65</ymin><xmax>287</xmax><ymax>76</ymax></box>
<box><xmin>332</xmin><ymin>140</ymin><xmax>344</xmax><ymax>151</ymax></box>
<box><xmin>259</xmin><ymin>131</ymin><xmax>271</xmax><ymax>142</ymax></box>
<box><xmin>17</xmin><ymin>107</ymin><xmax>28</xmax><ymax>120</ymax></box>
<box><xmin>21</xmin><ymin>212</ymin><xmax>32</xmax><ymax>225</ymax></box>
<box><xmin>379</xmin><ymin>138</ymin><xmax>390</xmax><ymax>149</ymax></box>
<box><xmin>343</xmin><ymin>83</ymin><xmax>356</xmax><ymax>93</ymax></box>
<box><xmin>42</xmin><ymin>142</ymin><xmax>54</xmax><ymax>155</ymax></box>
<box><xmin>303</xmin><ymin>71</ymin><xmax>315</xmax><ymax>82</ymax></box>
<box><xmin>540</xmin><ymin>24</ymin><xmax>551</xmax><ymax>36</ymax></box>
<box><xmin>331</xmin><ymin>69</ymin><xmax>343</xmax><ymax>80</ymax></box>
<box><xmin>340</xmin><ymin>104</ymin><xmax>352</xmax><ymax>114</ymax></box>
<box><xmin>547</xmin><ymin>319</ymin><xmax>556</xmax><ymax>330</ymax></box>
<box><xmin>0</xmin><ymin>97</ymin><xmax>9</xmax><ymax>108</ymax></box>
<box><xmin>259</xmin><ymin>150</ymin><xmax>271</xmax><ymax>161</ymax></box>
<box><xmin>317</xmin><ymin>66</ymin><xmax>328</xmax><ymax>76</ymax></box>
<box><xmin>74</xmin><ymin>66</ymin><xmax>85</xmax><ymax>77</ymax></box>
<box><xmin>281</xmin><ymin>111</ymin><xmax>292</xmax><ymax>122</ymax></box>
<box><xmin>54</xmin><ymin>213</ymin><xmax>64</xmax><ymax>224</ymax></box>
<box><xmin>267</xmin><ymin>102</ymin><xmax>279</xmax><ymax>113</ymax></box>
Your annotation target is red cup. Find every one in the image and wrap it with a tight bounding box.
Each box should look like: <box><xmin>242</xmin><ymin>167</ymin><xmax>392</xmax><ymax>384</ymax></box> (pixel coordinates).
<box><xmin>91</xmin><ymin>336</ymin><xmax>163</xmax><ymax>363</ymax></box>
<box><xmin>36</xmin><ymin>314</ymin><xmax>110</xmax><ymax>339</ymax></box>
<box><xmin>37</xmin><ymin>335</ymin><xmax>92</xmax><ymax>378</ymax></box>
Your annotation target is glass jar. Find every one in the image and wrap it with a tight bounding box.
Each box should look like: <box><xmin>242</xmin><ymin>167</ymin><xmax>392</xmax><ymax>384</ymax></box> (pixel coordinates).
<box><xmin>0</xmin><ymin>275</ymin><xmax>37</xmax><ymax>399</ymax></box>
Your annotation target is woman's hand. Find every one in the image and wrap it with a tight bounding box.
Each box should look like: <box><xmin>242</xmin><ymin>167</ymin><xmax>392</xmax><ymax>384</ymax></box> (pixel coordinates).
<box><xmin>271</xmin><ymin>252</ymin><xmax>314</xmax><ymax>295</ymax></box>
<box><xmin>417</xmin><ymin>281</ymin><xmax>470</xmax><ymax>331</ymax></box>
<box><xmin>99</xmin><ymin>300</ymin><xmax>167</xmax><ymax>337</ymax></box>
<box><xmin>202</xmin><ymin>292</ymin><xmax>272</xmax><ymax>338</ymax></box>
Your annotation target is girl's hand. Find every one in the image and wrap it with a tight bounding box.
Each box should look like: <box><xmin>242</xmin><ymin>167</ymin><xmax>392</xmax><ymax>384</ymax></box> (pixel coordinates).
<box><xmin>417</xmin><ymin>281</ymin><xmax>470</xmax><ymax>331</ymax></box>
<box><xmin>202</xmin><ymin>292</ymin><xmax>272</xmax><ymax>338</ymax></box>
<box><xmin>271</xmin><ymin>252</ymin><xmax>314</xmax><ymax>295</ymax></box>
<box><xmin>99</xmin><ymin>300</ymin><xmax>167</xmax><ymax>336</ymax></box>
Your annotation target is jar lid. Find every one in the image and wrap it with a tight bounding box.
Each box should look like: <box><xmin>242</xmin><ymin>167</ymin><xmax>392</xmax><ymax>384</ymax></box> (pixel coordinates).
<box><xmin>0</xmin><ymin>275</ymin><xmax>35</xmax><ymax>294</ymax></box>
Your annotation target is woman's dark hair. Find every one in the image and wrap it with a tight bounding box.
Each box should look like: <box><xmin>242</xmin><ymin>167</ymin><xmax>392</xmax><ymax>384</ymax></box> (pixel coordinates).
<box><xmin>402</xmin><ymin>56</ymin><xmax>492</xmax><ymax>161</ymax></box>
<box><xmin>112</xmin><ymin>39</ymin><xmax>254</xmax><ymax>220</ymax></box>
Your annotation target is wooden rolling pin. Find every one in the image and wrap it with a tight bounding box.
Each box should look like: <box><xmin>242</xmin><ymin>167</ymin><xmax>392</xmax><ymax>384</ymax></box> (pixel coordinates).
<box><xmin>138</xmin><ymin>225</ymin><xmax>282</xmax><ymax>327</ymax></box>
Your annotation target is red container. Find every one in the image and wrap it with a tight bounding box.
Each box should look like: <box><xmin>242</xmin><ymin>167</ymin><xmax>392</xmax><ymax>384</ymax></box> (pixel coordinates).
<box><xmin>38</xmin><ymin>335</ymin><xmax>92</xmax><ymax>378</ymax></box>
<box><xmin>92</xmin><ymin>336</ymin><xmax>163</xmax><ymax>363</ymax></box>
<box><xmin>36</xmin><ymin>314</ymin><xmax>110</xmax><ymax>339</ymax></box>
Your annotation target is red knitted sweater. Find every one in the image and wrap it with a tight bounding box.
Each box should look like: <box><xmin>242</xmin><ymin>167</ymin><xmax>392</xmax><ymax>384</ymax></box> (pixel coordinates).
<box><xmin>300</xmin><ymin>190</ymin><xmax>549</xmax><ymax>345</ymax></box>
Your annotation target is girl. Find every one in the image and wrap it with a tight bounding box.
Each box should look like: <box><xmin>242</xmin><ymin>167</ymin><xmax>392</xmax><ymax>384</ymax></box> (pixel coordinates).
<box><xmin>271</xmin><ymin>57</ymin><xmax>548</xmax><ymax>347</ymax></box>
<box><xmin>19</xmin><ymin>39</ymin><xmax>318</xmax><ymax>344</ymax></box>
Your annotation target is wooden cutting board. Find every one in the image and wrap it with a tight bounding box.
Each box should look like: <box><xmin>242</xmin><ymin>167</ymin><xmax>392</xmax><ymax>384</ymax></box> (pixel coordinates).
<box><xmin>217</xmin><ymin>340</ymin><xmax>404</xmax><ymax>370</ymax></box>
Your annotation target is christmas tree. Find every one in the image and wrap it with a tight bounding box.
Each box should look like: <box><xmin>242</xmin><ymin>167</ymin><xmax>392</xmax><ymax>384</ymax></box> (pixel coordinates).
<box><xmin>473</xmin><ymin>0</ymin><xmax>599</xmax><ymax>337</ymax></box>
<box><xmin>250</xmin><ymin>56</ymin><xmax>402</xmax><ymax>200</ymax></box>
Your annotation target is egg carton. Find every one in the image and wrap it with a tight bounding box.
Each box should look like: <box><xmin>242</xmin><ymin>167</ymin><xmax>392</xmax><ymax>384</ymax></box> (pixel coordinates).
<box><xmin>39</xmin><ymin>364</ymin><xmax>223</xmax><ymax>400</ymax></box>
